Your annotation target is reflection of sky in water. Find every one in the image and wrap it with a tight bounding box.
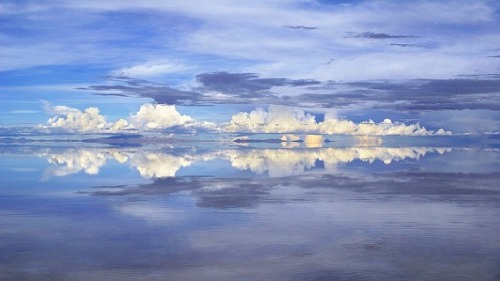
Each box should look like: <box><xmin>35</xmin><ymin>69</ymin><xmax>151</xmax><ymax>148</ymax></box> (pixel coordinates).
<box><xmin>13</xmin><ymin>146</ymin><xmax>460</xmax><ymax>180</ymax></box>
<box><xmin>0</xmin><ymin>144</ymin><xmax>499</xmax><ymax>280</ymax></box>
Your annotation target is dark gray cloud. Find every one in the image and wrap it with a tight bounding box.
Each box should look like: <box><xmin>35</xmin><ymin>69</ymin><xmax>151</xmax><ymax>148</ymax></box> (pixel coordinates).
<box><xmin>340</xmin><ymin>78</ymin><xmax>500</xmax><ymax>110</ymax></box>
<box><xmin>285</xmin><ymin>25</ymin><xmax>318</xmax><ymax>30</ymax></box>
<box><xmin>295</xmin><ymin>76</ymin><xmax>500</xmax><ymax>111</ymax></box>
<box><xmin>348</xmin><ymin>31</ymin><xmax>420</xmax><ymax>39</ymax></box>
<box><xmin>80</xmin><ymin>72</ymin><xmax>319</xmax><ymax>105</ymax></box>
<box><xmin>79</xmin><ymin>75</ymin><xmax>204</xmax><ymax>105</ymax></box>
<box><xmin>388</xmin><ymin>43</ymin><xmax>421</xmax><ymax>47</ymax></box>
<box><xmin>79</xmin><ymin>72</ymin><xmax>500</xmax><ymax>111</ymax></box>
<box><xmin>195</xmin><ymin>72</ymin><xmax>320</xmax><ymax>93</ymax></box>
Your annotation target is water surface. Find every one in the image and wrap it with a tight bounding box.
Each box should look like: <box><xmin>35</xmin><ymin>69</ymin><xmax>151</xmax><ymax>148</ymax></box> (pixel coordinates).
<box><xmin>1</xmin><ymin>139</ymin><xmax>499</xmax><ymax>280</ymax></box>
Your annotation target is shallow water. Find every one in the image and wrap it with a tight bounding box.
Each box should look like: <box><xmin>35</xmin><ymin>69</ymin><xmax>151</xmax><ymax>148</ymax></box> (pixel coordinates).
<box><xmin>1</xmin><ymin>141</ymin><xmax>499</xmax><ymax>280</ymax></box>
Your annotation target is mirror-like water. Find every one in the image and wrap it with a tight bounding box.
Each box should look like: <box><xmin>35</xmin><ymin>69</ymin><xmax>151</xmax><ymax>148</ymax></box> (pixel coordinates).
<box><xmin>1</xmin><ymin>141</ymin><xmax>499</xmax><ymax>281</ymax></box>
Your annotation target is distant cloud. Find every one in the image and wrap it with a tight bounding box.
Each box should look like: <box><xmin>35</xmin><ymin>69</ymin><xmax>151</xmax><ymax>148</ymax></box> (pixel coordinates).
<box><xmin>226</xmin><ymin>105</ymin><xmax>451</xmax><ymax>136</ymax></box>
<box><xmin>80</xmin><ymin>72</ymin><xmax>500</xmax><ymax>112</ymax></box>
<box><xmin>348</xmin><ymin>32</ymin><xmax>420</xmax><ymax>39</ymax></box>
<box><xmin>40</xmin><ymin>102</ymin><xmax>197</xmax><ymax>133</ymax></box>
<box><xmin>130</xmin><ymin>103</ymin><xmax>194</xmax><ymax>130</ymax></box>
<box><xmin>5</xmin><ymin>110</ymin><xmax>40</xmax><ymax>114</ymax></box>
<box><xmin>388</xmin><ymin>43</ymin><xmax>421</xmax><ymax>48</ymax></box>
<box><xmin>285</xmin><ymin>25</ymin><xmax>317</xmax><ymax>30</ymax></box>
<box><xmin>41</xmin><ymin>101</ymin><xmax>125</xmax><ymax>133</ymax></box>
<box><xmin>82</xmin><ymin>72</ymin><xmax>320</xmax><ymax>105</ymax></box>
<box><xmin>195</xmin><ymin>71</ymin><xmax>320</xmax><ymax>93</ymax></box>
<box><xmin>113</xmin><ymin>61</ymin><xmax>193</xmax><ymax>78</ymax></box>
<box><xmin>80</xmin><ymin>75</ymin><xmax>203</xmax><ymax>105</ymax></box>
<box><xmin>298</xmin><ymin>76</ymin><xmax>500</xmax><ymax>111</ymax></box>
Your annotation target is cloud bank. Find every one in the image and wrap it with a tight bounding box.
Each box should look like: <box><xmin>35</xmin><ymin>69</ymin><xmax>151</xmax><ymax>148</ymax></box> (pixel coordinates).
<box><xmin>226</xmin><ymin>105</ymin><xmax>451</xmax><ymax>136</ymax></box>
<box><xmin>41</xmin><ymin>102</ymin><xmax>195</xmax><ymax>133</ymax></box>
<box><xmin>40</xmin><ymin>102</ymin><xmax>452</xmax><ymax>135</ymax></box>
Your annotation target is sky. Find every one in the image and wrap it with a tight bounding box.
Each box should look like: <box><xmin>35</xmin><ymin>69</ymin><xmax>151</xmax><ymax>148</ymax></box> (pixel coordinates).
<box><xmin>1</xmin><ymin>0</ymin><xmax>500</xmax><ymax>135</ymax></box>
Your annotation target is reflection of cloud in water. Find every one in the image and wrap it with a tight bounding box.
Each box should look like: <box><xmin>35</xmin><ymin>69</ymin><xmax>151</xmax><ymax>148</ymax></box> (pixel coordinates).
<box><xmin>87</xmin><ymin>170</ymin><xmax>500</xmax><ymax>211</ymax></box>
<box><xmin>39</xmin><ymin>147</ymin><xmax>452</xmax><ymax>179</ymax></box>
<box><xmin>41</xmin><ymin>149</ymin><xmax>111</xmax><ymax>179</ymax></box>
<box><xmin>129</xmin><ymin>153</ymin><xmax>193</xmax><ymax>178</ymax></box>
<box><xmin>225</xmin><ymin>147</ymin><xmax>451</xmax><ymax>177</ymax></box>
<box><xmin>40</xmin><ymin>149</ymin><xmax>194</xmax><ymax>179</ymax></box>
<box><xmin>115</xmin><ymin>201</ymin><xmax>186</xmax><ymax>224</ymax></box>
<box><xmin>354</xmin><ymin>136</ymin><xmax>383</xmax><ymax>146</ymax></box>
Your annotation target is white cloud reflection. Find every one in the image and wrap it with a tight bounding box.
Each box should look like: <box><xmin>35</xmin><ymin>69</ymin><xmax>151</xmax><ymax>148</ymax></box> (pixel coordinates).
<box><xmin>223</xmin><ymin>147</ymin><xmax>450</xmax><ymax>177</ymax></box>
<box><xmin>39</xmin><ymin>146</ymin><xmax>451</xmax><ymax>179</ymax></box>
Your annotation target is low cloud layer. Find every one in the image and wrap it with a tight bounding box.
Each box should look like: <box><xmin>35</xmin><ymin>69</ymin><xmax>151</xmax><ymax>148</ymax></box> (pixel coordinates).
<box><xmin>226</xmin><ymin>105</ymin><xmax>451</xmax><ymax>136</ymax></box>
<box><xmin>40</xmin><ymin>102</ymin><xmax>196</xmax><ymax>133</ymax></box>
<box><xmin>42</xmin><ymin>102</ymin><xmax>127</xmax><ymax>133</ymax></box>
<box><xmin>40</xmin><ymin>103</ymin><xmax>451</xmax><ymax>135</ymax></box>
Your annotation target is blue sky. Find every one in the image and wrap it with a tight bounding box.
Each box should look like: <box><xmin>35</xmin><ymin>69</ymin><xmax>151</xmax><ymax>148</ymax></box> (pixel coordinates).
<box><xmin>1</xmin><ymin>0</ymin><xmax>499</xmax><ymax>135</ymax></box>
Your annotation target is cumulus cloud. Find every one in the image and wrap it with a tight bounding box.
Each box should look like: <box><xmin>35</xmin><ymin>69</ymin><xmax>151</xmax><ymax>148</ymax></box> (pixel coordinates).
<box><xmin>226</xmin><ymin>106</ymin><xmax>451</xmax><ymax>136</ymax></box>
<box><xmin>130</xmin><ymin>103</ymin><xmax>194</xmax><ymax>130</ymax></box>
<box><xmin>40</xmin><ymin>102</ymin><xmax>451</xmax><ymax>136</ymax></box>
<box><xmin>41</xmin><ymin>101</ymin><xmax>128</xmax><ymax>133</ymax></box>
<box><xmin>40</xmin><ymin>102</ymin><xmax>196</xmax><ymax>133</ymax></box>
<box><xmin>44</xmin><ymin>106</ymin><xmax>108</xmax><ymax>132</ymax></box>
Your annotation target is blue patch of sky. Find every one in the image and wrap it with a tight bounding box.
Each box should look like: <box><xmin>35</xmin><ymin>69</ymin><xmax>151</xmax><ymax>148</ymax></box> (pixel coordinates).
<box><xmin>0</xmin><ymin>65</ymin><xmax>110</xmax><ymax>86</ymax></box>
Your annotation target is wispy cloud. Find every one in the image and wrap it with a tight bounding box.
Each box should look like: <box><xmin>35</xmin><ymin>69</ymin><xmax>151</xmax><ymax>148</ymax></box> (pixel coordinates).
<box><xmin>113</xmin><ymin>61</ymin><xmax>194</xmax><ymax>79</ymax></box>
<box><xmin>285</xmin><ymin>25</ymin><xmax>318</xmax><ymax>30</ymax></box>
<box><xmin>347</xmin><ymin>31</ymin><xmax>420</xmax><ymax>39</ymax></box>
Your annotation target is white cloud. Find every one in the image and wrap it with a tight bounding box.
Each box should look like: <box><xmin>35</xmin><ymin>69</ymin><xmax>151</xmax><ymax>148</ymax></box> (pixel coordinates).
<box><xmin>42</xmin><ymin>103</ymin><xmax>109</xmax><ymax>133</ymax></box>
<box><xmin>40</xmin><ymin>103</ymin><xmax>452</xmax><ymax>135</ymax></box>
<box><xmin>226</xmin><ymin>106</ymin><xmax>451</xmax><ymax>136</ymax></box>
<box><xmin>114</xmin><ymin>61</ymin><xmax>193</xmax><ymax>78</ymax></box>
<box><xmin>130</xmin><ymin>103</ymin><xmax>194</xmax><ymax>130</ymax></box>
<box><xmin>40</xmin><ymin>102</ymin><xmax>196</xmax><ymax>133</ymax></box>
